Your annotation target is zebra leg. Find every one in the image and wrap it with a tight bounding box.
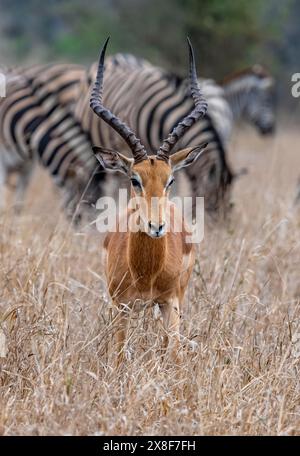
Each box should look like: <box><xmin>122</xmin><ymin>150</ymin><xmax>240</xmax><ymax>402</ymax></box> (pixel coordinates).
<box><xmin>14</xmin><ymin>162</ymin><xmax>34</xmax><ymax>213</ymax></box>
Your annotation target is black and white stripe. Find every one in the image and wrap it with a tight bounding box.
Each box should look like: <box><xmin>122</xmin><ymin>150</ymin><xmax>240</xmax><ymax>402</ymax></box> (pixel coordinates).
<box><xmin>0</xmin><ymin>55</ymin><xmax>276</xmax><ymax>218</ymax></box>
<box><xmin>221</xmin><ymin>65</ymin><xmax>276</xmax><ymax>137</ymax></box>
<box><xmin>72</xmin><ymin>53</ymin><xmax>234</xmax><ymax>214</ymax></box>
<box><xmin>0</xmin><ymin>64</ymin><xmax>103</xmax><ymax>216</ymax></box>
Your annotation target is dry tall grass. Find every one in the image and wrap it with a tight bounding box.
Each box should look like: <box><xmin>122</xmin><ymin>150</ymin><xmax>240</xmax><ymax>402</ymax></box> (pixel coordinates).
<box><xmin>0</xmin><ymin>129</ymin><xmax>300</xmax><ymax>436</ymax></box>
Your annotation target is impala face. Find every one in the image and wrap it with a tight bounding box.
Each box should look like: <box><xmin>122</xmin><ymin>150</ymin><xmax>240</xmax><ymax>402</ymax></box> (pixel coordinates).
<box><xmin>93</xmin><ymin>145</ymin><xmax>208</xmax><ymax>239</ymax></box>
<box><xmin>130</xmin><ymin>157</ymin><xmax>174</xmax><ymax>238</ymax></box>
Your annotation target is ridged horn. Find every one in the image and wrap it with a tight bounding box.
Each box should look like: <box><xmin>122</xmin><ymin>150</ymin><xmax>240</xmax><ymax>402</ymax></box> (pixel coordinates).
<box><xmin>157</xmin><ymin>38</ymin><xmax>208</xmax><ymax>162</ymax></box>
<box><xmin>90</xmin><ymin>37</ymin><xmax>148</xmax><ymax>164</ymax></box>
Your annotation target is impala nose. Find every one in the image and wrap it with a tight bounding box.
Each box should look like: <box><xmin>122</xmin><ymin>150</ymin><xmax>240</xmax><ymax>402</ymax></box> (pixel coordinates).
<box><xmin>148</xmin><ymin>221</ymin><xmax>166</xmax><ymax>238</ymax></box>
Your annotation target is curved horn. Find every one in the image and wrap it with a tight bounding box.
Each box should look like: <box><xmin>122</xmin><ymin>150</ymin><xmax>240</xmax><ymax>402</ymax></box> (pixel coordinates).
<box><xmin>90</xmin><ymin>37</ymin><xmax>148</xmax><ymax>163</ymax></box>
<box><xmin>157</xmin><ymin>38</ymin><xmax>208</xmax><ymax>162</ymax></box>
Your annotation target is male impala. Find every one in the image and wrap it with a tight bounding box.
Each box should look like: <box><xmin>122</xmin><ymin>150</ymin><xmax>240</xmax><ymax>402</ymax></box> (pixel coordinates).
<box><xmin>90</xmin><ymin>38</ymin><xmax>208</xmax><ymax>363</ymax></box>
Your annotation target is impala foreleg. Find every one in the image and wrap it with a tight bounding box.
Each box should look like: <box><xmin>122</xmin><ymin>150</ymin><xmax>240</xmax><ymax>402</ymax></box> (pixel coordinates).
<box><xmin>113</xmin><ymin>302</ymin><xmax>129</xmax><ymax>366</ymax></box>
<box><xmin>159</xmin><ymin>297</ymin><xmax>182</xmax><ymax>362</ymax></box>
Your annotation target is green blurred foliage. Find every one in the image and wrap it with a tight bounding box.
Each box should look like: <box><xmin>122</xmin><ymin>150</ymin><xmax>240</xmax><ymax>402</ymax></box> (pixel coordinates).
<box><xmin>0</xmin><ymin>0</ymin><xmax>298</xmax><ymax>83</ymax></box>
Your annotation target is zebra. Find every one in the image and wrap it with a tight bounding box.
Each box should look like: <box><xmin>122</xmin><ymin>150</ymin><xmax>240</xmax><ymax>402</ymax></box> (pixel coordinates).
<box><xmin>0</xmin><ymin>53</ymin><xmax>276</xmax><ymax>215</ymax></box>
<box><xmin>0</xmin><ymin>65</ymin><xmax>103</xmax><ymax>219</ymax></box>
<box><xmin>1</xmin><ymin>54</ymin><xmax>235</xmax><ymax>216</ymax></box>
<box><xmin>104</xmin><ymin>57</ymin><xmax>276</xmax><ymax>142</ymax></box>
<box><xmin>72</xmin><ymin>52</ymin><xmax>235</xmax><ymax>215</ymax></box>
<box><xmin>221</xmin><ymin>64</ymin><xmax>276</xmax><ymax>139</ymax></box>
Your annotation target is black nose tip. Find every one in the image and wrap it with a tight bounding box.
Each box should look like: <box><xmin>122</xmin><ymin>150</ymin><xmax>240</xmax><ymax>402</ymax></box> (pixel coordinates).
<box><xmin>148</xmin><ymin>222</ymin><xmax>165</xmax><ymax>233</ymax></box>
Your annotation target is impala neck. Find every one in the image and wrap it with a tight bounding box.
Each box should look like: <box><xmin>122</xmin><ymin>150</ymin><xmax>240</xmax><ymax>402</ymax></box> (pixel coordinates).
<box><xmin>128</xmin><ymin>231</ymin><xmax>167</xmax><ymax>283</ymax></box>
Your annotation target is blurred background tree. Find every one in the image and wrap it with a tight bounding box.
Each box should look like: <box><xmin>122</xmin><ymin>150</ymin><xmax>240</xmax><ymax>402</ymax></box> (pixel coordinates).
<box><xmin>0</xmin><ymin>0</ymin><xmax>299</xmax><ymax>108</ymax></box>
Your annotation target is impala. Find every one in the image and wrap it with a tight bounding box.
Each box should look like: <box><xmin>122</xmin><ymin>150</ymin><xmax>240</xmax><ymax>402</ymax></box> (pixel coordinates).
<box><xmin>90</xmin><ymin>38</ymin><xmax>208</xmax><ymax>363</ymax></box>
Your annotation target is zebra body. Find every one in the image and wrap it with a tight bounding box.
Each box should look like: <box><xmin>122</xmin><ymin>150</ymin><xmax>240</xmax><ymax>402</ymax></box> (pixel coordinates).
<box><xmin>0</xmin><ymin>64</ymin><xmax>102</xmax><ymax>216</ymax></box>
<box><xmin>0</xmin><ymin>53</ymin><xmax>276</xmax><ymax>216</ymax></box>
<box><xmin>1</xmin><ymin>54</ymin><xmax>231</xmax><ymax>214</ymax></box>
<box><xmin>74</xmin><ymin>55</ymin><xmax>276</xmax><ymax>148</ymax></box>
<box><xmin>74</xmin><ymin>53</ymin><xmax>232</xmax><ymax>147</ymax></box>
<box><xmin>73</xmin><ymin>53</ymin><xmax>234</xmax><ymax>213</ymax></box>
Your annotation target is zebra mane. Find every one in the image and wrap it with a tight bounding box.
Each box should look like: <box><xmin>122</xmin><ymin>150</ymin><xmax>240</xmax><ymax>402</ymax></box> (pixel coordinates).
<box><xmin>0</xmin><ymin>66</ymin><xmax>29</xmax><ymax>92</ymax></box>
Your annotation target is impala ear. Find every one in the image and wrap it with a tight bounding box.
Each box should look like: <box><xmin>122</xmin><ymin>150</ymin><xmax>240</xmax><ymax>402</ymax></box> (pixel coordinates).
<box><xmin>170</xmin><ymin>143</ymin><xmax>208</xmax><ymax>172</ymax></box>
<box><xmin>92</xmin><ymin>146</ymin><xmax>134</xmax><ymax>176</ymax></box>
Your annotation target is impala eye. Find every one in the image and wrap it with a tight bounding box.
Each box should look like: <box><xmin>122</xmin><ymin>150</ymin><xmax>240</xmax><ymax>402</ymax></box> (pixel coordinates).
<box><xmin>131</xmin><ymin>178</ymin><xmax>142</xmax><ymax>189</ymax></box>
<box><xmin>167</xmin><ymin>177</ymin><xmax>175</xmax><ymax>188</ymax></box>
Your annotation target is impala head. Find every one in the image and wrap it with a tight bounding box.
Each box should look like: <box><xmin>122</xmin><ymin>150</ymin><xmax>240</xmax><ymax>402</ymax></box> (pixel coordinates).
<box><xmin>90</xmin><ymin>37</ymin><xmax>208</xmax><ymax>238</ymax></box>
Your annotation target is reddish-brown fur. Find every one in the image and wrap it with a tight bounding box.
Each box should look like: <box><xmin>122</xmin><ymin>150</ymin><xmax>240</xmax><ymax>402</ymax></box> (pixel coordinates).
<box><xmin>90</xmin><ymin>38</ymin><xmax>208</xmax><ymax>364</ymax></box>
<box><xmin>101</xmin><ymin>153</ymin><xmax>197</xmax><ymax>363</ymax></box>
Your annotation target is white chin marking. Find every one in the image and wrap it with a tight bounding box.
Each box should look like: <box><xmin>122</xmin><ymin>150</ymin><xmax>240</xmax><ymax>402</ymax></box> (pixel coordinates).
<box><xmin>148</xmin><ymin>230</ymin><xmax>166</xmax><ymax>239</ymax></box>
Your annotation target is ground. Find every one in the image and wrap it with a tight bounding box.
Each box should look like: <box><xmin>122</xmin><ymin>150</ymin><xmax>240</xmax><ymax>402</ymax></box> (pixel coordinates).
<box><xmin>0</xmin><ymin>128</ymin><xmax>300</xmax><ymax>435</ymax></box>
